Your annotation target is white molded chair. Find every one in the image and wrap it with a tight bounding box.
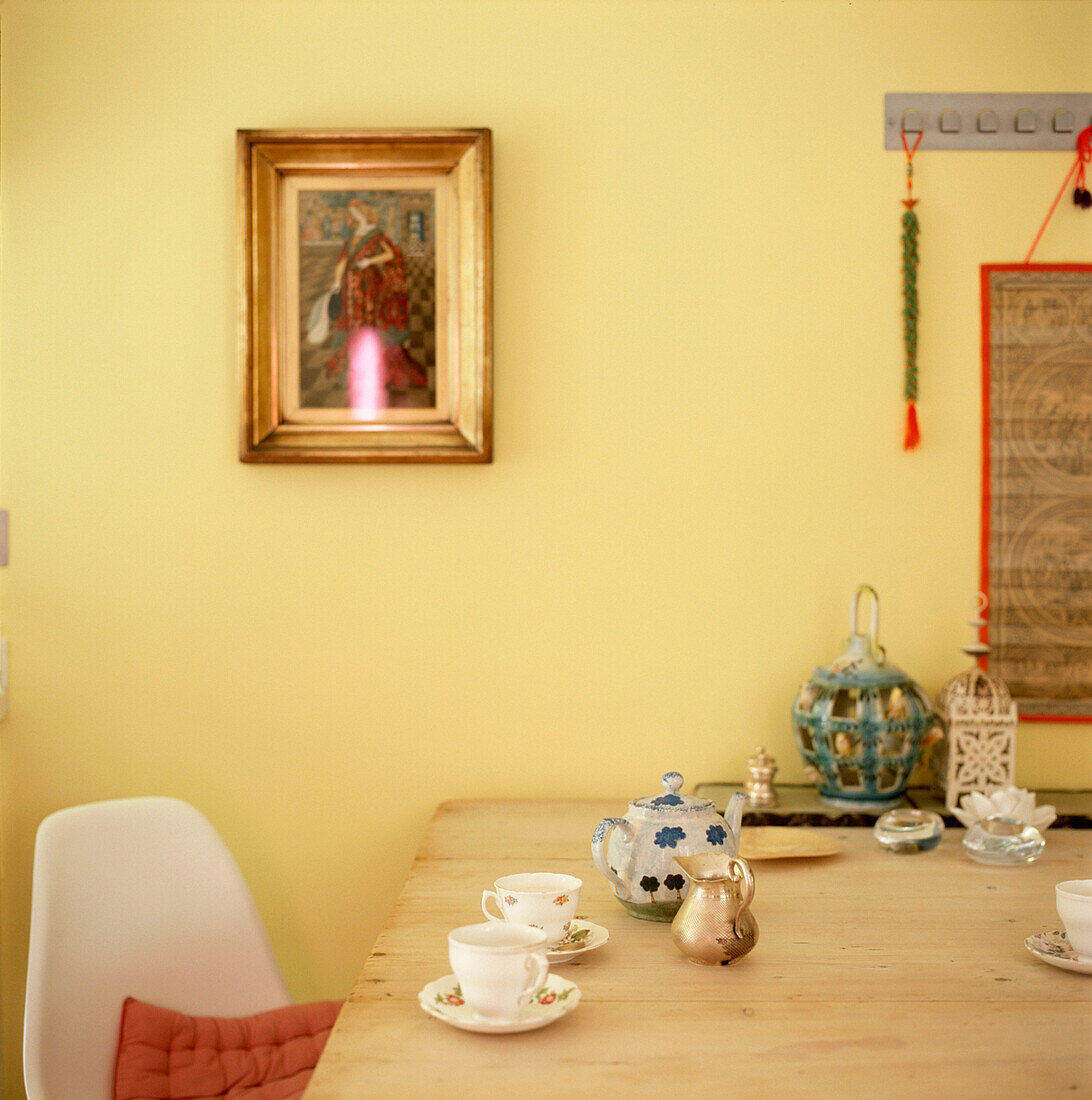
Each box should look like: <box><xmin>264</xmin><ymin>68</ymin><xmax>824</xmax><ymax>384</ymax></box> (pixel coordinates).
<box><xmin>24</xmin><ymin>797</ymin><xmax>294</xmax><ymax>1100</ymax></box>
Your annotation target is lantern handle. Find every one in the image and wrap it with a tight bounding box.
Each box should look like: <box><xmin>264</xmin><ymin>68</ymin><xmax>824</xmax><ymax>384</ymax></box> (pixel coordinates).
<box><xmin>850</xmin><ymin>584</ymin><xmax>886</xmax><ymax>666</ymax></box>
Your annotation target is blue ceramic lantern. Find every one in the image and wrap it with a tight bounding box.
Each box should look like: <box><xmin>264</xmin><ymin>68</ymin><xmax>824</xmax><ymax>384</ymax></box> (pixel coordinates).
<box><xmin>792</xmin><ymin>586</ymin><xmax>935</xmax><ymax>808</ymax></box>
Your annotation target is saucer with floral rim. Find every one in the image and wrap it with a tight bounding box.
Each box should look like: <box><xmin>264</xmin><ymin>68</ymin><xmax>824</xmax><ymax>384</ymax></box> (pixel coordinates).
<box><xmin>419</xmin><ymin>973</ymin><xmax>581</xmax><ymax>1033</ymax></box>
<box><xmin>1024</xmin><ymin>930</ymin><xmax>1092</xmax><ymax>974</ymax></box>
<box><xmin>547</xmin><ymin>919</ymin><xmax>609</xmax><ymax>964</ymax></box>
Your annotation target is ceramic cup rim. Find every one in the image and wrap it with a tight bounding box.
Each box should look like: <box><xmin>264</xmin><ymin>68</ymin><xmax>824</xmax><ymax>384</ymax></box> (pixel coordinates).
<box><xmin>449</xmin><ymin>922</ymin><xmax>548</xmax><ymax>953</ymax></box>
<box><xmin>1056</xmin><ymin>879</ymin><xmax>1092</xmax><ymax>902</ymax></box>
<box><xmin>492</xmin><ymin>872</ymin><xmax>582</xmax><ymax>894</ymax></box>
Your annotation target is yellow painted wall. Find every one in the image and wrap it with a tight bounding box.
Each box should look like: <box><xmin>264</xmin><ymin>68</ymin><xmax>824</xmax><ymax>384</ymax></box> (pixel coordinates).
<box><xmin>2</xmin><ymin>0</ymin><xmax>1090</xmax><ymax>1090</ymax></box>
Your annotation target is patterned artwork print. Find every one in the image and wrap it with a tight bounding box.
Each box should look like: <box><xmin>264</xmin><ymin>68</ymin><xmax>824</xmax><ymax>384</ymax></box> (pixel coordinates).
<box><xmin>985</xmin><ymin>267</ymin><xmax>1092</xmax><ymax>716</ymax></box>
<box><xmin>297</xmin><ymin>189</ymin><xmax>436</xmax><ymax>410</ymax></box>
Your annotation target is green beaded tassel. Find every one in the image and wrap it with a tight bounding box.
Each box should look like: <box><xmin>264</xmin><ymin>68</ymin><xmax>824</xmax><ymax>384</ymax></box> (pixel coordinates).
<box><xmin>902</xmin><ymin>206</ymin><xmax>920</xmax><ymax>449</ymax></box>
<box><xmin>900</xmin><ymin>129</ymin><xmax>922</xmax><ymax>450</ymax></box>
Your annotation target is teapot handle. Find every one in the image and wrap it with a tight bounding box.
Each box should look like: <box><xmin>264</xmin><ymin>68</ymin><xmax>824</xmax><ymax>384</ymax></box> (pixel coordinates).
<box><xmin>591</xmin><ymin>817</ymin><xmax>633</xmax><ymax>901</ymax></box>
<box><xmin>728</xmin><ymin>857</ymin><xmax>755</xmax><ymax>939</ymax></box>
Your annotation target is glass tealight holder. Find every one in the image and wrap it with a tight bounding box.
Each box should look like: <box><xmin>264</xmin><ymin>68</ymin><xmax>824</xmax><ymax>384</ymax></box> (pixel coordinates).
<box><xmin>874</xmin><ymin>808</ymin><xmax>944</xmax><ymax>854</ymax></box>
<box><xmin>962</xmin><ymin>814</ymin><xmax>1045</xmax><ymax>866</ymax></box>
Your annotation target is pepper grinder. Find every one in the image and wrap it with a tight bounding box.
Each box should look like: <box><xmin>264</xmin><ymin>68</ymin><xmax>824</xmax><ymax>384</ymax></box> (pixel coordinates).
<box><xmin>745</xmin><ymin>746</ymin><xmax>778</xmax><ymax>808</ymax></box>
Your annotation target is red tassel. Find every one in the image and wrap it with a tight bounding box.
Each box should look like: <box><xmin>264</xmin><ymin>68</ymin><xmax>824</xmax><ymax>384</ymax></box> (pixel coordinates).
<box><xmin>904</xmin><ymin>402</ymin><xmax>921</xmax><ymax>450</ymax></box>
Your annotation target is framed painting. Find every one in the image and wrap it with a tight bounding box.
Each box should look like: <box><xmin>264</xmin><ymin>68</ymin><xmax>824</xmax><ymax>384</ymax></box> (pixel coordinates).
<box><xmin>980</xmin><ymin>263</ymin><xmax>1092</xmax><ymax>720</ymax></box>
<box><xmin>237</xmin><ymin>129</ymin><xmax>492</xmax><ymax>462</ymax></box>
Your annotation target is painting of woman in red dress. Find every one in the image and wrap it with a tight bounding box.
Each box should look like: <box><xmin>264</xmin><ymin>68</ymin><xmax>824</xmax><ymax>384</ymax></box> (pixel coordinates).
<box><xmin>308</xmin><ymin>198</ymin><xmax>429</xmax><ymax>410</ymax></box>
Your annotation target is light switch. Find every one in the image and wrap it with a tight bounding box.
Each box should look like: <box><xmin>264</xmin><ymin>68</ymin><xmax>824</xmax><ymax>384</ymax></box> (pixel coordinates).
<box><xmin>902</xmin><ymin>110</ymin><xmax>924</xmax><ymax>133</ymax></box>
<box><xmin>939</xmin><ymin>109</ymin><xmax>961</xmax><ymax>133</ymax></box>
<box><xmin>978</xmin><ymin>110</ymin><xmax>1000</xmax><ymax>133</ymax></box>
<box><xmin>1015</xmin><ymin>109</ymin><xmax>1037</xmax><ymax>133</ymax></box>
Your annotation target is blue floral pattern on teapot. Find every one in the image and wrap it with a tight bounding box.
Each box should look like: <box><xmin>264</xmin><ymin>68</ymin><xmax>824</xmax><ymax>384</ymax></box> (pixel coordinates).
<box><xmin>655</xmin><ymin>827</ymin><xmax>686</xmax><ymax>849</ymax></box>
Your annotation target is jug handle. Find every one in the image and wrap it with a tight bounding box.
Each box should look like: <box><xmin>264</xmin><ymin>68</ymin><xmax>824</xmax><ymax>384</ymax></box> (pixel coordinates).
<box><xmin>728</xmin><ymin>857</ymin><xmax>755</xmax><ymax>938</ymax></box>
<box><xmin>723</xmin><ymin>791</ymin><xmax>745</xmax><ymax>848</ymax></box>
<box><xmin>591</xmin><ymin>817</ymin><xmax>633</xmax><ymax>900</ymax></box>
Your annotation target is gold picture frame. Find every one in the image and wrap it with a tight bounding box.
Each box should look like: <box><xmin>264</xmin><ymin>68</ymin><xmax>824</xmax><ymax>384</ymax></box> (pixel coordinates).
<box><xmin>237</xmin><ymin>129</ymin><xmax>492</xmax><ymax>462</ymax></box>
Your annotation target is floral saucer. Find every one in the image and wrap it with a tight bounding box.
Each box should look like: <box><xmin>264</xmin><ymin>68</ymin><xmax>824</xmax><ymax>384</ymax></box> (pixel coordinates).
<box><xmin>1024</xmin><ymin>930</ymin><xmax>1092</xmax><ymax>974</ymax></box>
<box><xmin>418</xmin><ymin>974</ymin><xmax>581</xmax><ymax>1033</ymax></box>
<box><xmin>547</xmin><ymin>920</ymin><xmax>609</xmax><ymax>964</ymax></box>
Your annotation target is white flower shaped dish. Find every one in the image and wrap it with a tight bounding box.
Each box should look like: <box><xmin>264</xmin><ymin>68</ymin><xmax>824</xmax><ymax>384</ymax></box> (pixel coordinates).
<box><xmin>951</xmin><ymin>786</ymin><xmax>1056</xmax><ymax>832</ymax></box>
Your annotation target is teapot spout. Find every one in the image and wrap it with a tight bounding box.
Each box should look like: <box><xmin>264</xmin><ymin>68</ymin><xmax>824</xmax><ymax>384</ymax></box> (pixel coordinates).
<box><xmin>724</xmin><ymin>791</ymin><xmax>745</xmax><ymax>850</ymax></box>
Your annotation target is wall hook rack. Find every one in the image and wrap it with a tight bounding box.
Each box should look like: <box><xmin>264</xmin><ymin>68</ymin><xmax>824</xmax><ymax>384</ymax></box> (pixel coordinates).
<box><xmin>885</xmin><ymin>93</ymin><xmax>1092</xmax><ymax>150</ymax></box>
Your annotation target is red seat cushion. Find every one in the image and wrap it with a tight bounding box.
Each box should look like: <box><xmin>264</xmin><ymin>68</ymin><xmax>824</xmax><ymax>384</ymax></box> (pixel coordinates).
<box><xmin>114</xmin><ymin>996</ymin><xmax>342</xmax><ymax>1100</ymax></box>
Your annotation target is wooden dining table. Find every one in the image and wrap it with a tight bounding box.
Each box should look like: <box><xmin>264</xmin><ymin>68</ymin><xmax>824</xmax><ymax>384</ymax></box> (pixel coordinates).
<box><xmin>304</xmin><ymin>799</ymin><xmax>1091</xmax><ymax>1098</ymax></box>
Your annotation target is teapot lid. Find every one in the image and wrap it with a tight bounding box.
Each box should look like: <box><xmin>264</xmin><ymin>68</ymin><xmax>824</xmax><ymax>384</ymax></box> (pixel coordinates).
<box><xmin>631</xmin><ymin>772</ymin><xmax>714</xmax><ymax>814</ymax></box>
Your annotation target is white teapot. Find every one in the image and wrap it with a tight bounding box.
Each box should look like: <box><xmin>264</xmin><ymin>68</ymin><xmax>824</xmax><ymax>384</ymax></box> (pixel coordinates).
<box><xmin>591</xmin><ymin>772</ymin><xmax>745</xmax><ymax>922</ymax></box>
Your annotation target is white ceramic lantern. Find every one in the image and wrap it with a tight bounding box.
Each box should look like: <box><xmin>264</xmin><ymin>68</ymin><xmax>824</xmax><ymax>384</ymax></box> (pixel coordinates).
<box><xmin>930</xmin><ymin>596</ymin><xmax>1018</xmax><ymax>811</ymax></box>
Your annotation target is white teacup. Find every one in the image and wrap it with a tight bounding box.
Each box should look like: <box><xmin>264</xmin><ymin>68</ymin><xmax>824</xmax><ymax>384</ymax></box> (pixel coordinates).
<box><xmin>447</xmin><ymin>922</ymin><xmax>549</xmax><ymax>1023</ymax></box>
<box><xmin>481</xmin><ymin>872</ymin><xmax>582</xmax><ymax>948</ymax></box>
<box><xmin>1056</xmin><ymin>879</ymin><xmax>1092</xmax><ymax>959</ymax></box>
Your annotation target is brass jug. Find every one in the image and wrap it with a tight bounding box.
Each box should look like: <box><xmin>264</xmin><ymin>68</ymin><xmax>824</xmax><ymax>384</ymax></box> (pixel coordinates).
<box><xmin>670</xmin><ymin>852</ymin><xmax>757</xmax><ymax>966</ymax></box>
